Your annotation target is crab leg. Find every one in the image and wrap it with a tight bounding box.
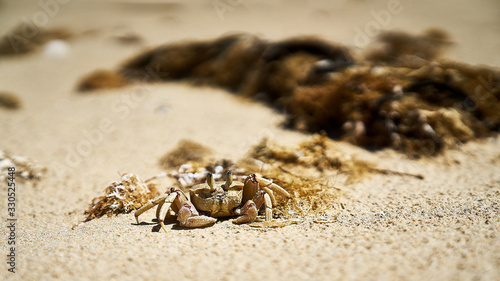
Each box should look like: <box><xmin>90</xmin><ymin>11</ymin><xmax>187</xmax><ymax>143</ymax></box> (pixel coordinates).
<box><xmin>263</xmin><ymin>193</ymin><xmax>272</xmax><ymax>221</ymax></box>
<box><xmin>156</xmin><ymin>192</ymin><xmax>183</xmax><ymax>232</ymax></box>
<box><xmin>250</xmin><ymin>191</ymin><xmax>274</xmax><ymax>221</ymax></box>
<box><xmin>156</xmin><ymin>200</ymin><xmax>164</xmax><ymax>221</ymax></box>
<box><xmin>256</xmin><ymin>178</ymin><xmax>291</xmax><ymax>199</ymax></box>
<box><xmin>135</xmin><ymin>192</ymin><xmax>172</xmax><ymax>224</ymax></box>
<box><xmin>260</xmin><ymin>185</ymin><xmax>277</xmax><ymax>207</ymax></box>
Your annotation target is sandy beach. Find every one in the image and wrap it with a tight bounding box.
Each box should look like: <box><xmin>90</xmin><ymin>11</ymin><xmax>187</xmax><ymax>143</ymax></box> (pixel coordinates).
<box><xmin>1</xmin><ymin>0</ymin><xmax>499</xmax><ymax>280</ymax></box>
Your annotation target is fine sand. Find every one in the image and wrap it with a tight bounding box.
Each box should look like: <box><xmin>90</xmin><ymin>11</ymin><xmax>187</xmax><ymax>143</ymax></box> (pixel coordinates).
<box><xmin>1</xmin><ymin>1</ymin><xmax>499</xmax><ymax>280</ymax></box>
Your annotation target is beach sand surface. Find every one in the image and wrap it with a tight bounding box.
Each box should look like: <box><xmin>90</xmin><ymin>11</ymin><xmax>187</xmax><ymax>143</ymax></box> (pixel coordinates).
<box><xmin>1</xmin><ymin>1</ymin><xmax>499</xmax><ymax>280</ymax></box>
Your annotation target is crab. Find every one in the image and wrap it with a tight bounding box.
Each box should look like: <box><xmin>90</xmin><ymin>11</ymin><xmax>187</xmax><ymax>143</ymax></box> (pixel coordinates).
<box><xmin>134</xmin><ymin>171</ymin><xmax>291</xmax><ymax>232</ymax></box>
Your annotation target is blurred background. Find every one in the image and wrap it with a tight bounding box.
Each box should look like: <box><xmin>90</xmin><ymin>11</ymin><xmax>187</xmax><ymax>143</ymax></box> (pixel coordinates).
<box><xmin>1</xmin><ymin>0</ymin><xmax>499</xmax><ymax>176</ymax></box>
<box><xmin>1</xmin><ymin>0</ymin><xmax>500</xmax><ymax>65</ymax></box>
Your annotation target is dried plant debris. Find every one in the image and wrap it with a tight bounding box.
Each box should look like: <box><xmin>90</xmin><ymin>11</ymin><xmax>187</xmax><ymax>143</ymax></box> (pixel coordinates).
<box><xmin>77</xmin><ymin>29</ymin><xmax>500</xmax><ymax>156</ymax></box>
<box><xmin>256</xmin><ymin>166</ymin><xmax>341</xmax><ymax>219</ymax></box>
<box><xmin>75</xmin><ymin>173</ymin><xmax>160</xmax><ymax>227</ymax></box>
<box><xmin>78</xmin><ymin>33</ymin><xmax>351</xmax><ymax>92</ymax></box>
<box><xmin>240</xmin><ymin>134</ymin><xmax>423</xmax><ymax>217</ymax></box>
<box><xmin>247</xmin><ymin>133</ymin><xmax>350</xmax><ymax>172</ymax></box>
<box><xmin>0</xmin><ymin>150</ymin><xmax>45</xmax><ymax>183</ymax></box>
<box><xmin>77</xmin><ymin>70</ymin><xmax>131</xmax><ymax>92</ymax></box>
<box><xmin>240</xmin><ymin>135</ymin><xmax>353</xmax><ymax>217</ymax></box>
<box><xmin>113</xmin><ymin>32</ymin><xmax>142</xmax><ymax>45</ymax></box>
<box><xmin>0</xmin><ymin>22</ymin><xmax>71</xmax><ymax>56</ymax></box>
<box><xmin>0</xmin><ymin>92</ymin><xmax>21</xmax><ymax>109</ymax></box>
<box><xmin>159</xmin><ymin>139</ymin><xmax>214</xmax><ymax>170</ymax></box>
<box><xmin>363</xmin><ymin>28</ymin><xmax>453</xmax><ymax>64</ymax></box>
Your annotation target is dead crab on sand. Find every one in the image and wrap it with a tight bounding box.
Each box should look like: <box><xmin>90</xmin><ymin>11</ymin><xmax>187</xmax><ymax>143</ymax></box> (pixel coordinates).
<box><xmin>135</xmin><ymin>172</ymin><xmax>291</xmax><ymax>231</ymax></box>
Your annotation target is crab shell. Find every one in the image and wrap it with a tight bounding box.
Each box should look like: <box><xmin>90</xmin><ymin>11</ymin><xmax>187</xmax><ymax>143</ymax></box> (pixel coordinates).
<box><xmin>189</xmin><ymin>181</ymin><xmax>244</xmax><ymax>217</ymax></box>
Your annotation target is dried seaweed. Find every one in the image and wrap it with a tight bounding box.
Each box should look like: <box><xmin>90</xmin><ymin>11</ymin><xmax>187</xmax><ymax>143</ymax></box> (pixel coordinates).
<box><xmin>363</xmin><ymin>28</ymin><xmax>453</xmax><ymax>64</ymax></box>
<box><xmin>113</xmin><ymin>32</ymin><xmax>142</xmax><ymax>45</ymax></box>
<box><xmin>287</xmin><ymin>59</ymin><xmax>500</xmax><ymax>156</ymax></box>
<box><xmin>118</xmin><ymin>33</ymin><xmax>269</xmax><ymax>87</ymax></box>
<box><xmin>77</xmin><ymin>70</ymin><xmax>130</xmax><ymax>92</ymax></box>
<box><xmin>239</xmin><ymin>135</ymin><xmax>353</xmax><ymax>217</ymax></box>
<box><xmin>242</xmin><ymin>134</ymin><xmax>425</xmax><ymax>217</ymax></box>
<box><xmin>75</xmin><ymin>173</ymin><xmax>160</xmax><ymax>227</ymax></box>
<box><xmin>0</xmin><ymin>150</ymin><xmax>45</xmax><ymax>183</ymax></box>
<box><xmin>159</xmin><ymin>139</ymin><xmax>213</xmax><ymax>170</ymax></box>
<box><xmin>76</xmin><ymin>29</ymin><xmax>500</xmax><ymax>156</ymax></box>
<box><xmin>0</xmin><ymin>92</ymin><xmax>21</xmax><ymax>109</ymax></box>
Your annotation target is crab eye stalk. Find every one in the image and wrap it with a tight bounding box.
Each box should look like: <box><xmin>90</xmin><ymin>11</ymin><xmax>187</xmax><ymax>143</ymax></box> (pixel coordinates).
<box><xmin>224</xmin><ymin>171</ymin><xmax>233</xmax><ymax>191</ymax></box>
<box><xmin>206</xmin><ymin>173</ymin><xmax>215</xmax><ymax>190</ymax></box>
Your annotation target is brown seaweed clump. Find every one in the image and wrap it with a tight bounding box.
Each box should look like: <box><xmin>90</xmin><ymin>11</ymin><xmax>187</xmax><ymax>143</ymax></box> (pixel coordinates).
<box><xmin>0</xmin><ymin>92</ymin><xmax>21</xmax><ymax>109</ymax></box>
<box><xmin>0</xmin><ymin>150</ymin><xmax>45</xmax><ymax>183</ymax></box>
<box><xmin>159</xmin><ymin>139</ymin><xmax>214</xmax><ymax>170</ymax></box>
<box><xmin>240</xmin><ymin>134</ymin><xmax>366</xmax><ymax>217</ymax></box>
<box><xmin>241</xmin><ymin>134</ymin><xmax>422</xmax><ymax>217</ymax></box>
<box><xmin>76</xmin><ymin>29</ymin><xmax>500</xmax><ymax>156</ymax></box>
<box><xmin>77</xmin><ymin>173</ymin><xmax>160</xmax><ymax>226</ymax></box>
<box><xmin>77</xmin><ymin>70</ymin><xmax>131</xmax><ymax>92</ymax></box>
<box><xmin>0</xmin><ymin>22</ymin><xmax>70</xmax><ymax>56</ymax></box>
<box><xmin>364</xmin><ymin>28</ymin><xmax>453</xmax><ymax>64</ymax></box>
<box><xmin>78</xmin><ymin>33</ymin><xmax>352</xmax><ymax>99</ymax></box>
<box><xmin>287</xmin><ymin>61</ymin><xmax>500</xmax><ymax>156</ymax></box>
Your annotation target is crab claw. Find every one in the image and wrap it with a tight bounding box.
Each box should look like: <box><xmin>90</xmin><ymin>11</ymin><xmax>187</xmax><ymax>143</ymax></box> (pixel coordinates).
<box><xmin>233</xmin><ymin>200</ymin><xmax>258</xmax><ymax>224</ymax></box>
<box><xmin>241</xmin><ymin>174</ymin><xmax>260</xmax><ymax>204</ymax></box>
<box><xmin>242</xmin><ymin>174</ymin><xmax>291</xmax><ymax>207</ymax></box>
<box><xmin>177</xmin><ymin>203</ymin><xmax>217</xmax><ymax>228</ymax></box>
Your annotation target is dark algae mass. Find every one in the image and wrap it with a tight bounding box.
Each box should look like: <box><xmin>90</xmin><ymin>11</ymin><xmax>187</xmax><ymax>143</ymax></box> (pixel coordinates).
<box><xmin>77</xmin><ymin>30</ymin><xmax>500</xmax><ymax>157</ymax></box>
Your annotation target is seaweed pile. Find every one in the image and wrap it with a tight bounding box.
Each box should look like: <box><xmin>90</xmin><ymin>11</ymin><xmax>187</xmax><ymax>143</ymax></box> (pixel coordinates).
<box><xmin>76</xmin><ymin>173</ymin><xmax>160</xmax><ymax>226</ymax></box>
<box><xmin>239</xmin><ymin>134</ymin><xmax>422</xmax><ymax>218</ymax></box>
<box><xmin>159</xmin><ymin>139</ymin><xmax>214</xmax><ymax>170</ymax></box>
<box><xmin>77</xmin><ymin>30</ymin><xmax>500</xmax><ymax>156</ymax></box>
<box><xmin>0</xmin><ymin>92</ymin><xmax>21</xmax><ymax>110</ymax></box>
<box><xmin>0</xmin><ymin>150</ymin><xmax>45</xmax><ymax>183</ymax></box>
<box><xmin>239</xmin><ymin>135</ymin><xmax>348</xmax><ymax>217</ymax></box>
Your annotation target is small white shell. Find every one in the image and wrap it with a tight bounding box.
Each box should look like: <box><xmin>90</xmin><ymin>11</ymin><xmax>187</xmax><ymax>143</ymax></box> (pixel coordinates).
<box><xmin>214</xmin><ymin>165</ymin><xmax>223</xmax><ymax>174</ymax></box>
<box><xmin>43</xmin><ymin>40</ymin><xmax>70</xmax><ymax>58</ymax></box>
